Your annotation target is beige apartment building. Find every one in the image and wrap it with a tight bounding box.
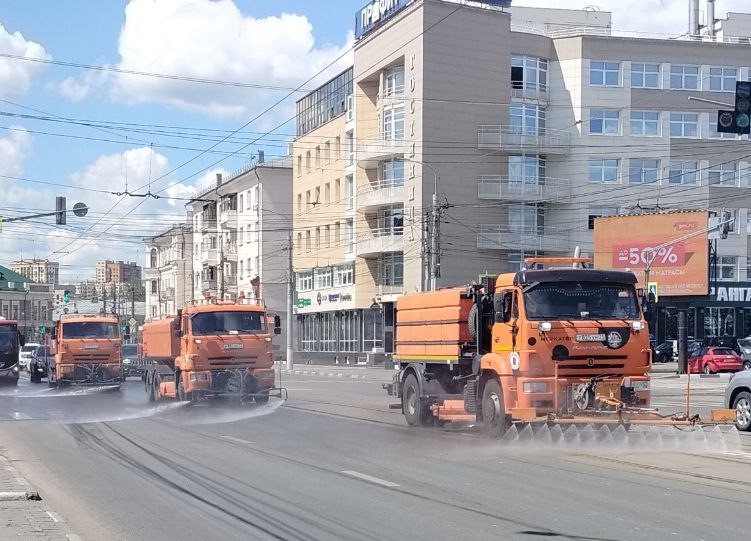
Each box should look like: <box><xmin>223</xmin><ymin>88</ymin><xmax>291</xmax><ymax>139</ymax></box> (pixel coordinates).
<box><xmin>10</xmin><ymin>259</ymin><xmax>59</xmax><ymax>286</ymax></box>
<box><xmin>292</xmin><ymin>0</ymin><xmax>751</xmax><ymax>361</ymax></box>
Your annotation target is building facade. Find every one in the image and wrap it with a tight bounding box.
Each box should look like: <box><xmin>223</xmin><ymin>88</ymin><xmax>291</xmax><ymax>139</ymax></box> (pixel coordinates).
<box><xmin>291</xmin><ymin>0</ymin><xmax>751</xmax><ymax>361</ymax></box>
<box><xmin>185</xmin><ymin>157</ymin><xmax>292</xmax><ymax>358</ymax></box>
<box><xmin>143</xmin><ymin>224</ymin><xmax>193</xmax><ymax>319</ymax></box>
<box><xmin>95</xmin><ymin>260</ymin><xmax>142</xmax><ymax>285</ymax></box>
<box><xmin>10</xmin><ymin>259</ymin><xmax>59</xmax><ymax>286</ymax></box>
<box><xmin>0</xmin><ymin>265</ymin><xmax>53</xmax><ymax>342</ymax></box>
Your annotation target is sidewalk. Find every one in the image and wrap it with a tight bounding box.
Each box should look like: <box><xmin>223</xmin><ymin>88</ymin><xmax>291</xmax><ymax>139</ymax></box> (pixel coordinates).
<box><xmin>276</xmin><ymin>360</ymin><xmax>394</xmax><ymax>381</ymax></box>
<box><xmin>0</xmin><ymin>448</ymin><xmax>78</xmax><ymax>540</ymax></box>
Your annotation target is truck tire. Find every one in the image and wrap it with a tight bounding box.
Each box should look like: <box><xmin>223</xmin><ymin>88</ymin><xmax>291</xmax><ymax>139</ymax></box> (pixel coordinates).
<box><xmin>733</xmin><ymin>391</ymin><xmax>751</xmax><ymax>431</ymax></box>
<box><xmin>147</xmin><ymin>377</ymin><xmax>156</xmax><ymax>402</ymax></box>
<box><xmin>481</xmin><ymin>378</ymin><xmax>508</xmax><ymax>438</ymax></box>
<box><xmin>402</xmin><ymin>373</ymin><xmax>431</xmax><ymax>426</ymax></box>
<box><xmin>468</xmin><ymin>303</ymin><xmax>479</xmax><ymax>341</ymax></box>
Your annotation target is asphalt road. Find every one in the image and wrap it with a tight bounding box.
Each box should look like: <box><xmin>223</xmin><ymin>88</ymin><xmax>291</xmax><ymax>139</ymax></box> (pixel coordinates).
<box><xmin>0</xmin><ymin>371</ymin><xmax>750</xmax><ymax>541</ymax></box>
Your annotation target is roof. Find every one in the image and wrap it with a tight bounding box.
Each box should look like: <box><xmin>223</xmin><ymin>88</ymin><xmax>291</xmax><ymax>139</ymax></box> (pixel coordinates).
<box><xmin>0</xmin><ymin>265</ymin><xmax>32</xmax><ymax>290</ymax></box>
<box><xmin>513</xmin><ymin>268</ymin><xmax>638</xmax><ymax>286</ymax></box>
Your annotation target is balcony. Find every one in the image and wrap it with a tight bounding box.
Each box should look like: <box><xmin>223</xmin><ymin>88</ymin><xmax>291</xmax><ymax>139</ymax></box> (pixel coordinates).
<box><xmin>224</xmin><ymin>275</ymin><xmax>238</xmax><ymax>287</ymax></box>
<box><xmin>511</xmin><ymin>84</ymin><xmax>548</xmax><ymax>102</ymax></box>
<box><xmin>219</xmin><ymin>210</ymin><xmax>237</xmax><ymax>229</ymax></box>
<box><xmin>356</xmin><ymin>228</ymin><xmax>404</xmax><ymax>258</ymax></box>
<box><xmin>356</xmin><ymin>139</ymin><xmax>409</xmax><ymax>168</ymax></box>
<box><xmin>357</xmin><ymin>181</ymin><xmax>406</xmax><ymax>211</ymax></box>
<box><xmin>201</xmin><ymin>279</ymin><xmax>217</xmax><ymax>291</ymax></box>
<box><xmin>476</xmin><ymin>224</ymin><xmax>569</xmax><ymax>253</ymax></box>
<box><xmin>202</xmin><ymin>248</ymin><xmax>219</xmax><ymax>265</ymax></box>
<box><xmin>477</xmin><ymin>125</ymin><xmax>570</xmax><ymax>155</ymax></box>
<box><xmin>200</xmin><ymin>219</ymin><xmax>217</xmax><ymax>232</ymax></box>
<box><xmin>159</xmin><ymin>287</ymin><xmax>175</xmax><ymax>301</ymax></box>
<box><xmin>477</xmin><ymin>175</ymin><xmax>571</xmax><ymax>202</ymax></box>
<box><xmin>224</xmin><ymin>242</ymin><xmax>238</xmax><ymax>260</ymax></box>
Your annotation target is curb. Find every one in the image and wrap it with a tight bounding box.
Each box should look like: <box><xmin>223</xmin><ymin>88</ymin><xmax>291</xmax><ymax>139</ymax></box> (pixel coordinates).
<box><xmin>280</xmin><ymin>369</ymin><xmax>371</xmax><ymax>379</ymax></box>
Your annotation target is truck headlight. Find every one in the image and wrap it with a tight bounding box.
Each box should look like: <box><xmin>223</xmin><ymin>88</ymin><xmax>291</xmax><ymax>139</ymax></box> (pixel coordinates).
<box><xmin>523</xmin><ymin>382</ymin><xmax>548</xmax><ymax>393</ymax></box>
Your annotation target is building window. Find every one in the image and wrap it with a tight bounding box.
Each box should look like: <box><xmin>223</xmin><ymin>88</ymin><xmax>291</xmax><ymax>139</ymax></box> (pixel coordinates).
<box><xmin>709</xmin><ymin>67</ymin><xmax>736</xmax><ymax>92</ymax></box>
<box><xmin>668</xmin><ymin>161</ymin><xmax>698</xmax><ymax>185</ymax></box>
<box><xmin>382</xmin><ymin>105</ymin><xmax>405</xmax><ymax>140</ymax></box>
<box><xmin>324</xmin><ymin>225</ymin><xmax>330</xmax><ymax>247</ymax></box>
<box><xmin>716</xmin><ymin>256</ymin><xmax>738</xmax><ymax>281</ymax></box>
<box><xmin>334</xmin><ymin>222</ymin><xmax>341</xmax><ymax>246</ymax></box>
<box><xmin>708</xmin><ymin>161</ymin><xmax>738</xmax><ymax>186</ymax></box>
<box><xmin>325</xmin><ymin>141</ymin><xmax>331</xmax><ymax>163</ymax></box>
<box><xmin>339</xmin><ymin>311</ymin><xmax>360</xmax><ymax>352</ymax></box>
<box><xmin>670</xmin><ymin>65</ymin><xmax>699</xmax><ymax>90</ymax></box>
<box><xmin>239</xmin><ymin>260</ymin><xmax>244</xmax><ymax>278</ymax></box>
<box><xmin>590</xmin><ymin>109</ymin><xmax>620</xmax><ymax>135</ymax></box>
<box><xmin>299</xmin><ymin>315</ymin><xmax>316</xmax><ymax>352</ymax></box>
<box><xmin>379</xmin><ymin>206</ymin><xmax>404</xmax><ymax>234</ymax></box>
<box><xmin>295</xmin><ymin>67</ymin><xmax>353</xmax><ymax>137</ymax></box>
<box><xmin>296</xmin><ymin>233</ymin><xmax>302</xmax><ymax>255</ymax></box>
<box><xmin>319</xmin><ymin>312</ymin><xmax>336</xmax><ymax>352</ymax></box>
<box><xmin>305</xmin><ymin>151</ymin><xmax>311</xmax><ymax>172</ymax></box>
<box><xmin>315</xmin><ymin>146</ymin><xmax>321</xmax><ymax>169</ymax></box>
<box><xmin>669</xmin><ymin>113</ymin><xmax>698</xmax><ymax>137</ymax></box>
<box><xmin>315</xmin><ymin>227</ymin><xmax>320</xmax><ymax>249</ymax></box>
<box><xmin>296</xmin><ymin>155</ymin><xmax>302</xmax><ymax>176</ymax></box>
<box><xmin>381</xmin><ymin>159</ymin><xmax>405</xmax><ymax>186</ymax></box>
<box><xmin>628</xmin><ymin>159</ymin><xmax>660</xmax><ymax>184</ymax></box>
<box><xmin>335</xmin><ymin>179</ymin><xmax>341</xmax><ymax>203</ymax></box>
<box><xmin>379</xmin><ymin>253</ymin><xmax>403</xmax><ymax>286</ymax></box>
<box><xmin>305</xmin><ymin>230</ymin><xmax>311</xmax><ymax>251</ymax></box>
<box><xmin>630</xmin><ymin>111</ymin><xmax>660</xmax><ymax>136</ymax></box>
<box><xmin>508</xmin><ymin>203</ymin><xmax>543</xmax><ymax>234</ymax></box>
<box><xmin>296</xmin><ymin>271</ymin><xmax>313</xmax><ymax>291</ymax></box>
<box><xmin>384</xmin><ymin>65</ymin><xmax>405</xmax><ymax>96</ymax></box>
<box><xmin>509</xmin><ymin>103</ymin><xmax>545</xmax><ymax>135</ymax></box>
<box><xmin>345</xmin><ymin>218</ymin><xmax>354</xmax><ymax>253</ymax></box>
<box><xmin>631</xmin><ymin>63</ymin><xmax>660</xmax><ymax>88</ymax></box>
<box><xmin>297</xmin><ymin>194</ymin><xmax>302</xmax><ymax>214</ymax></box>
<box><xmin>511</xmin><ymin>55</ymin><xmax>548</xmax><ymax>92</ymax></box>
<box><xmin>589</xmin><ymin>159</ymin><xmax>620</xmax><ymax>183</ymax></box>
<box><xmin>590</xmin><ymin>60</ymin><xmax>620</xmax><ymax>86</ymax></box>
<box><xmin>314</xmin><ymin>267</ymin><xmax>333</xmax><ymax>289</ymax></box>
<box><xmin>238</xmin><ymin>194</ymin><xmax>243</xmax><ymax>213</ymax></box>
<box><xmin>324</xmin><ymin>182</ymin><xmax>331</xmax><ymax>204</ymax></box>
<box><xmin>345</xmin><ymin>175</ymin><xmax>354</xmax><ymax>210</ymax></box>
<box><xmin>508</xmin><ymin>155</ymin><xmax>545</xmax><ymax>184</ymax></box>
<box><xmin>151</xmin><ymin>280</ymin><xmax>157</xmax><ymax>294</ymax></box>
<box><xmin>334</xmin><ymin>263</ymin><xmax>354</xmax><ymax>286</ymax></box>
<box><xmin>314</xmin><ymin>186</ymin><xmax>321</xmax><ymax>206</ymax></box>
<box><xmin>587</xmin><ymin>205</ymin><xmax>619</xmax><ymax>230</ymax></box>
<box><xmin>247</xmin><ymin>257</ymin><xmax>252</xmax><ymax>275</ymax></box>
<box><xmin>345</xmin><ymin>131</ymin><xmax>354</xmax><ymax>165</ymax></box>
<box><xmin>362</xmin><ymin>309</ymin><xmax>384</xmax><ymax>352</ymax></box>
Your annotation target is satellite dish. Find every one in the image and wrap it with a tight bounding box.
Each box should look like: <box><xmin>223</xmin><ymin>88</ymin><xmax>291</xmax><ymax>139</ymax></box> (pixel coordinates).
<box><xmin>73</xmin><ymin>203</ymin><xmax>88</xmax><ymax>217</ymax></box>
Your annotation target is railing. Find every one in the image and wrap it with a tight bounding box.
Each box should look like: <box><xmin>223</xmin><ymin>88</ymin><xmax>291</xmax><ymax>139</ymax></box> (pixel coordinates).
<box><xmin>477</xmin><ymin>175</ymin><xmax>571</xmax><ymax>201</ymax></box>
<box><xmin>201</xmin><ymin>279</ymin><xmax>217</xmax><ymax>291</ymax></box>
<box><xmin>200</xmin><ymin>219</ymin><xmax>217</xmax><ymax>232</ymax></box>
<box><xmin>357</xmin><ymin>180</ymin><xmax>406</xmax><ymax>209</ymax></box>
<box><xmin>356</xmin><ymin>228</ymin><xmax>404</xmax><ymax>256</ymax></box>
<box><xmin>356</xmin><ymin>138</ymin><xmax>409</xmax><ymax>166</ymax></box>
<box><xmin>477</xmin><ymin>125</ymin><xmax>570</xmax><ymax>154</ymax></box>
<box><xmin>511</xmin><ymin>83</ymin><xmax>548</xmax><ymax>102</ymax></box>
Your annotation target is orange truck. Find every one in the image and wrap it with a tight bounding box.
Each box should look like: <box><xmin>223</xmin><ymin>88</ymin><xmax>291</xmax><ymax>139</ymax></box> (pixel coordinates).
<box><xmin>140</xmin><ymin>301</ymin><xmax>283</xmax><ymax>404</ymax></box>
<box><xmin>385</xmin><ymin>258</ymin><xmax>659</xmax><ymax>435</ymax></box>
<box><xmin>49</xmin><ymin>314</ymin><xmax>123</xmax><ymax>387</ymax></box>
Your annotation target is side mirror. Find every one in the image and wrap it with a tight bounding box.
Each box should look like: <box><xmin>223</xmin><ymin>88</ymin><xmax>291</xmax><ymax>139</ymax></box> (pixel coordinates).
<box><xmin>274</xmin><ymin>314</ymin><xmax>281</xmax><ymax>335</ymax></box>
<box><xmin>493</xmin><ymin>294</ymin><xmax>505</xmax><ymax>323</ymax></box>
<box><xmin>18</xmin><ymin>332</ymin><xmax>25</xmax><ymax>347</ymax></box>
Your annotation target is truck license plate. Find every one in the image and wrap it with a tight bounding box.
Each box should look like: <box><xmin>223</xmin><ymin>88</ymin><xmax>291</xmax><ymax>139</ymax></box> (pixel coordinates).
<box><xmin>224</xmin><ymin>343</ymin><xmax>244</xmax><ymax>349</ymax></box>
<box><xmin>575</xmin><ymin>333</ymin><xmax>605</xmax><ymax>342</ymax></box>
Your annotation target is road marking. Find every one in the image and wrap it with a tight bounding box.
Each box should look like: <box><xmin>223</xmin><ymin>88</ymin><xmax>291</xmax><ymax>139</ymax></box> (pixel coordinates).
<box><xmin>10</xmin><ymin>411</ymin><xmax>32</xmax><ymax>420</ymax></box>
<box><xmin>67</xmin><ymin>535</ymin><xmax>84</xmax><ymax>541</ymax></box>
<box><xmin>341</xmin><ymin>470</ymin><xmax>399</xmax><ymax>488</ymax></box>
<box><xmin>46</xmin><ymin>510</ymin><xmax>60</xmax><ymax>522</ymax></box>
<box><xmin>220</xmin><ymin>435</ymin><xmax>255</xmax><ymax>445</ymax></box>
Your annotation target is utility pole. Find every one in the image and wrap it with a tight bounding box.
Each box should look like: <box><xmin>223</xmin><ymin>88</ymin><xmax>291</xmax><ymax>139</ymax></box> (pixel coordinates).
<box><xmin>286</xmin><ymin>230</ymin><xmax>294</xmax><ymax>371</ymax></box>
<box><xmin>102</xmin><ymin>285</ymin><xmax>107</xmax><ymax>314</ymax></box>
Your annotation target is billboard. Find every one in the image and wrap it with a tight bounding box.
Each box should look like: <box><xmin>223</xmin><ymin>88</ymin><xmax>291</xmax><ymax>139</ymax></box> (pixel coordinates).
<box><xmin>593</xmin><ymin>211</ymin><xmax>709</xmax><ymax>297</ymax></box>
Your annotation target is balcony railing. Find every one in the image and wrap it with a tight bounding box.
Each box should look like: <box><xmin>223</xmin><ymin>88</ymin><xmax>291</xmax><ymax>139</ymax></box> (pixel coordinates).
<box><xmin>476</xmin><ymin>224</ymin><xmax>569</xmax><ymax>253</ymax></box>
<box><xmin>224</xmin><ymin>242</ymin><xmax>238</xmax><ymax>260</ymax></box>
<box><xmin>159</xmin><ymin>287</ymin><xmax>175</xmax><ymax>301</ymax></box>
<box><xmin>202</xmin><ymin>248</ymin><xmax>219</xmax><ymax>265</ymax></box>
<box><xmin>511</xmin><ymin>83</ymin><xmax>548</xmax><ymax>102</ymax></box>
<box><xmin>477</xmin><ymin>125</ymin><xmax>570</xmax><ymax>155</ymax></box>
<box><xmin>356</xmin><ymin>228</ymin><xmax>404</xmax><ymax>257</ymax></box>
<box><xmin>356</xmin><ymin>138</ymin><xmax>409</xmax><ymax>168</ymax></box>
<box><xmin>357</xmin><ymin>180</ymin><xmax>406</xmax><ymax>210</ymax></box>
<box><xmin>477</xmin><ymin>175</ymin><xmax>571</xmax><ymax>202</ymax></box>
<box><xmin>200</xmin><ymin>219</ymin><xmax>217</xmax><ymax>232</ymax></box>
<box><xmin>219</xmin><ymin>211</ymin><xmax>237</xmax><ymax>229</ymax></box>
<box><xmin>201</xmin><ymin>279</ymin><xmax>217</xmax><ymax>291</ymax></box>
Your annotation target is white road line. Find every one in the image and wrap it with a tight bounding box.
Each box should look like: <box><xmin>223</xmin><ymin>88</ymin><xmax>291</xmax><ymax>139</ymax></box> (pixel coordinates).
<box><xmin>10</xmin><ymin>412</ymin><xmax>32</xmax><ymax>420</ymax></box>
<box><xmin>67</xmin><ymin>535</ymin><xmax>84</xmax><ymax>541</ymax></box>
<box><xmin>220</xmin><ymin>435</ymin><xmax>255</xmax><ymax>445</ymax></box>
<box><xmin>341</xmin><ymin>470</ymin><xmax>400</xmax><ymax>488</ymax></box>
<box><xmin>46</xmin><ymin>510</ymin><xmax>61</xmax><ymax>522</ymax></box>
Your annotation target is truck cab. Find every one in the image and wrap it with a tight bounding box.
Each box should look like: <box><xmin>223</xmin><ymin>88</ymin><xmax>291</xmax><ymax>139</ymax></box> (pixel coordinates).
<box><xmin>51</xmin><ymin>314</ymin><xmax>122</xmax><ymax>386</ymax></box>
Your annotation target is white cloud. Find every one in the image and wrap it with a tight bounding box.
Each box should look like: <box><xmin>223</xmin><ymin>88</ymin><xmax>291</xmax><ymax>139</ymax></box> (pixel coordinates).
<box><xmin>0</xmin><ymin>127</ymin><xmax>31</xmax><ymax>177</ymax></box>
<box><xmin>0</xmin><ymin>22</ymin><xmax>50</xmax><ymax>99</ymax></box>
<box><xmin>109</xmin><ymin>0</ymin><xmax>353</xmax><ymax>117</ymax></box>
<box><xmin>53</xmin><ymin>75</ymin><xmax>91</xmax><ymax>102</ymax></box>
<box><xmin>70</xmin><ymin>146</ymin><xmax>170</xmax><ymax>194</ymax></box>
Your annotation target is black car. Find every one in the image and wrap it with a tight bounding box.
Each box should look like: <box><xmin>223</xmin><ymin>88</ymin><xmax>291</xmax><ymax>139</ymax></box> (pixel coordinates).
<box><xmin>121</xmin><ymin>344</ymin><xmax>144</xmax><ymax>378</ymax></box>
<box><xmin>29</xmin><ymin>345</ymin><xmax>50</xmax><ymax>383</ymax></box>
<box><xmin>653</xmin><ymin>341</ymin><xmax>674</xmax><ymax>363</ymax></box>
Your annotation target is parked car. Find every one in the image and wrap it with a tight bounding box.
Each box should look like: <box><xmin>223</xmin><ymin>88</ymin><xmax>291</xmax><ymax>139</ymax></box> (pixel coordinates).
<box><xmin>18</xmin><ymin>343</ymin><xmax>39</xmax><ymax>370</ymax></box>
<box><xmin>688</xmin><ymin>346</ymin><xmax>743</xmax><ymax>374</ymax></box>
<box><xmin>121</xmin><ymin>343</ymin><xmax>143</xmax><ymax>378</ymax></box>
<box><xmin>28</xmin><ymin>345</ymin><xmax>50</xmax><ymax>383</ymax></box>
<box><xmin>652</xmin><ymin>341</ymin><xmax>675</xmax><ymax>363</ymax></box>
<box><xmin>725</xmin><ymin>369</ymin><xmax>751</xmax><ymax>431</ymax></box>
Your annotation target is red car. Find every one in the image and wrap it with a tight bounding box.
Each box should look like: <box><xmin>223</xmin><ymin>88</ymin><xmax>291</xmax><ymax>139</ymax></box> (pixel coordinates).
<box><xmin>688</xmin><ymin>346</ymin><xmax>743</xmax><ymax>374</ymax></box>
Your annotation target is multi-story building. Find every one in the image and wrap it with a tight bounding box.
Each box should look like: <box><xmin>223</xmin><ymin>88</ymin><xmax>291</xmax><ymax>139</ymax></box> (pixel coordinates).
<box><xmin>291</xmin><ymin>0</ymin><xmax>751</xmax><ymax>360</ymax></box>
<box><xmin>143</xmin><ymin>223</ymin><xmax>193</xmax><ymax>319</ymax></box>
<box><xmin>0</xmin><ymin>264</ymin><xmax>53</xmax><ymax>342</ymax></box>
<box><xmin>10</xmin><ymin>259</ymin><xmax>59</xmax><ymax>286</ymax></box>
<box><xmin>185</xmin><ymin>156</ymin><xmax>292</xmax><ymax>358</ymax></box>
<box><xmin>95</xmin><ymin>260</ymin><xmax>141</xmax><ymax>285</ymax></box>
<box><xmin>75</xmin><ymin>280</ymin><xmax>97</xmax><ymax>299</ymax></box>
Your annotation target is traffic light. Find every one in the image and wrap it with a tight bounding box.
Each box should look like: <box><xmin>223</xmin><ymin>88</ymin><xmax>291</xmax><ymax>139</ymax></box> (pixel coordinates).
<box><xmin>63</xmin><ymin>290</ymin><xmax>70</xmax><ymax>303</ymax></box>
<box><xmin>717</xmin><ymin>81</ymin><xmax>751</xmax><ymax>135</ymax></box>
<box><xmin>38</xmin><ymin>326</ymin><xmax>45</xmax><ymax>334</ymax></box>
<box><xmin>55</xmin><ymin>196</ymin><xmax>67</xmax><ymax>225</ymax></box>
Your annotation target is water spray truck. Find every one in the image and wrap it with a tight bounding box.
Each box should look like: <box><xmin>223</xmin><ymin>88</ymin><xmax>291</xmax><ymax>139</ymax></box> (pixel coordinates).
<box><xmin>385</xmin><ymin>257</ymin><xmax>735</xmax><ymax>441</ymax></box>
<box><xmin>48</xmin><ymin>314</ymin><xmax>123</xmax><ymax>388</ymax></box>
<box><xmin>140</xmin><ymin>301</ymin><xmax>286</xmax><ymax>405</ymax></box>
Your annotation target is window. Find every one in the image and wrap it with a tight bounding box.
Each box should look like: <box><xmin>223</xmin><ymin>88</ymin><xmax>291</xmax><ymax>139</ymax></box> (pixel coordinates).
<box><xmin>335</xmin><ymin>179</ymin><xmax>341</xmax><ymax>203</ymax></box>
<box><xmin>709</xmin><ymin>67</ymin><xmax>736</xmax><ymax>91</ymax></box>
<box><xmin>238</xmin><ymin>194</ymin><xmax>243</xmax><ymax>213</ymax></box>
<box><xmin>324</xmin><ymin>225</ymin><xmax>330</xmax><ymax>247</ymax></box>
<box><xmin>589</xmin><ymin>159</ymin><xmax>620</xmax><ymax>183</ymax></box>
<box><xmin>717</xmin><ymin>256</ymin><xmax>738</xmax><ymax>281</ymax></box>
<box><xmin>670</xmin><ymin>65</ymin><xmax>699</xmax><ymax>90</ymax></box>
<box><xmin>296</xmin><ymin>233</ymin><xmax>302</xmax><ymax>255</ymax></box>
<box><xmin>382</xmin><ymin>105</ymin><xmax>405</xmax><ymax>140</ymax></box>
<box><xmin>508</xmin><ymin>203</ymin><xmax>543</xmax><ymax>234</ymax></box>
<box><xmin>297</xmin><ymin>194</ymin><xmax>302</xmax><ymax>214</ymax></box>
<box><xmin>709</xmin><ymin>118</ymin><xmax>738</xmax><ymax>139</ymax></box>
<box><xmin>511</xmin><ymin>55</ymin><xmax>548</xmax><ymax>92</ymax></box>
<box><xmin>381</xmin><ymin>159</ymin><xmax>405</xmax><ymax>186</ymax></box>
<box><xmin>247</xmin><ymin>257</ymin><xmax>252</xmax><ymax>275</ymax></box>
<box><xmin>345</xmin><ymin>175</ymin><xmax>354</xmax><ymax>210</ymax></box>
<box><xmin>508</xmin><ymin>155</ymin><xmax>545</xmax><ymax>184</ymax></box>
<box><xmin>628</xmin><ymin>159</ymin><xmax>659</xmax><ymax>184</ymax></box>
<box><xmin>630</xmin><ymin>111</ymin><xmax>659</xmax><ymax>136</ymax></box>
<box><xmin>325</xmin><ymin>183</ymin><xmax>331</xmax><ymax>204</ymax></box>
<box><xmin>334</xmin><ymin>136</ymin><xmax>341</xmax><ymax>159</ymax></box>
<box><xmin>509</xmin><ymin>103</ymin><xmax>545</xmax><ymax>136</ymax></box>
<box><xmin>339</xmin><ymin>311</ymin><xmax>360</xmax><ymax>352</ymax></box>
<box><xmin>151</xmin><ymin>280</ymin><xmax>157</xmax><ymax>294</ymax></box>
<box><xmin>384</xmin><ymin>65</ymin><xmax>405</xmax><ymax>96</ymax></box>
<box><xmin>590</xmin><ymin>61</ymin><xmax>620</xmax><ymax>86</ymax></box>
<box><xmin>305</xmin><ymin>151</ymin><xmax>311</xmax><ymax>171</ymax></box>
<box><xmin>305</xmin><ymin>190</ymin><xmax>311</xmax><ymax>208</ymax></box>
<box><xmin>315</xmin><ymin>146</ymin><xmax>321</xmax><ymax>169</ymax></box>
<box><xmin>590</xmin><ymin>109</ymin><xmax>620</xmax><ymax>135</ymax></box>
<box><xmin>380</xmin><ymin>253</ymin><xmax>403</xmax><ymax>286</ymax></box>
<box><xmin>345</xmin><ymin>218</ymin><xmax>354</xmax><ymax>253</ymax></box>
<box><xmin>305</xmin><ymin>230</ymin><xmax>311</xmax><ymax>251</ymax></box>
<box><xmin>631</xmin><ymin>63</ymin><xmax>660</xmax><ymax>88</ymax></box>
<box><xmin>325</xmin><ymin>141</ymin><xmax>331</xmax><ymax>163</ymax></box>
<box><xmin>345</xmin><ymin>131</ymin><xmax>354</xmax><ymax>165</ymax></box>
<box><xmin>319</xmin><ymin>312</ymin><xmax>336</xmax><ymax>352</ymax></box>
<box><xmin>314</xmin><ymin>267</ymin><xmax>333</xmax><ymax>289</ymax></box>
<box><xmin>239</xmin><ymin>260</ymin><xmax>244</xmax><ymax>278</ymax></box>
<box><xmin>708</xmin><ymin>161</ymin><xmax>737</xmax><ymax>186</ymax></box>
<box><xmin>315</xmin><ymin>227</ymin><xmax>320</xmax><ymax>249</ymax></box>
<box><xmin>668</xmin><ymin>161</ymin><xmax>698</xmax><ymax>185</ymax></box>
<box><xmin>334</xmin><ymin>222</ymin><xmax>341</xmax><ymax>246</ymax></box>
<box><xmin>334</xmin><ymin>262</ymin><xmax>355</xmax><ymax>286</ymax></box>
<box><xmin>314</xmin><ymin>186</ymin><xmax>321</xmax><ymax>206</ymax></box>
<box><xmin>296</xmin><ymin>271</ymin><xmax>313</xmax><ymax>291</ymax></box>
<box><xmin>669</xmin><ymin>113</ymin><xmax>698</xmax><ymax>137</ymax></box>
<box><xmin>297</xmin><ymin>155</ymin><xmax>302</xmax><ymax>176</ymax></box>
<box><xmin>379</xmin><ymin>206</ymin><xmax>404</xmax><ymax>234</ymax></box>
<box><xmin>588</xmin><ymin>205</ymin><xmax>619</xmax><ymax>230</ymax></box>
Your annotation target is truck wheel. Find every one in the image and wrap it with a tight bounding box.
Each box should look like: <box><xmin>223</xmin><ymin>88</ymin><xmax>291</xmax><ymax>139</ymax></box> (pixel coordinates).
<box><xmin>481</xmin><ymin>378</ymin><xmax>508</xmax><ymax>438</ymax></box>
<box><xmin>147</xmin><ymin>378</ymin><xmax>156</xmax><ymax>402</ymax></box>
<box><xmin>402</xmin><ymin>373</ymin><xmax>431</xmax><ymax>426</ymax></box>
<box><xmin>733</xmin><ymin>391</ymin><xmax>751</xmax><ymax>431</ymax></box>
<box><xmin>468</xmin><ymin>303</ymin><xmax>479</xmax><ymax>341</ymax></box>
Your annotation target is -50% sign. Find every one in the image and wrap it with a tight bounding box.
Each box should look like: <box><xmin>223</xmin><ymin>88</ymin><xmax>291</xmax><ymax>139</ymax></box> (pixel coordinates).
<box><xmin>613</xmin><ymin>243</ymin><xmax>685</xmax><ymax>267</ymax></box>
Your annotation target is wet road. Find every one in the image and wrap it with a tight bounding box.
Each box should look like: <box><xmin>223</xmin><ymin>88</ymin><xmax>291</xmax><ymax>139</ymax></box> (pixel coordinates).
<box><xmin>1</xmin><ymin>372</ymin><xmax>751</xmax><ymax>541</ymax></box>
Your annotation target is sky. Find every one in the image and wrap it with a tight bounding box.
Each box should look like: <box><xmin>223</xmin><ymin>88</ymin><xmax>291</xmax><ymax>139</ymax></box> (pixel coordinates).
<box><xmin>0</xmin><ymin>0</ymin><xmax>747</xmax><ymax>282</ymax></box>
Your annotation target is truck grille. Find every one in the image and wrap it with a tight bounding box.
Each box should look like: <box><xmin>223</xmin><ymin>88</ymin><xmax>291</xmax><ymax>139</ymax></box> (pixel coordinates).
<box><xmin>209</xmin><ymin>369</ymin><xmax>258</xmax><ymax>393</ymax></box>
<box><xmin>72</xmin><ymin>364</ymin><xmax>119</xmax><ymax>383</ymax></box>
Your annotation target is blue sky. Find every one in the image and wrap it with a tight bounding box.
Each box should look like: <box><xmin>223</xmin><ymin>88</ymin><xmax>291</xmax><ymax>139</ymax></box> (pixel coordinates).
<box><xmin>0</xmin><ymin>0</ymin><xmax>746</xmax><ymax>282</ymax></box>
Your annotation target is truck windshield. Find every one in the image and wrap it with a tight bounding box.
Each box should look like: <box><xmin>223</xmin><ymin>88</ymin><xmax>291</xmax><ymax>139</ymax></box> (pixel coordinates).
<box><xmin>191</xmin><ymin>311</ymin><xmax>266</xmax><ymax>335</ymax></box>
<box><xmin>62</xmin><ymin>322</ymin><xmax>119</xmax><ymax>339</ymax></box>
<box><xmin>523</xmin><ymin>281</ymin><xmax>640</xmax><ymax>320</ymax></box>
